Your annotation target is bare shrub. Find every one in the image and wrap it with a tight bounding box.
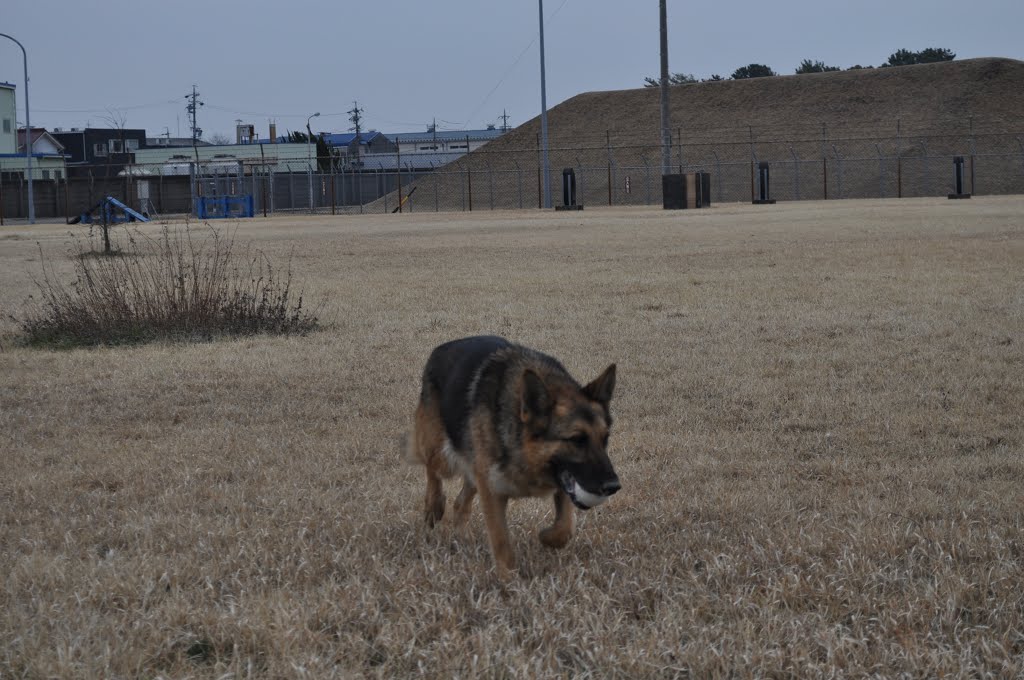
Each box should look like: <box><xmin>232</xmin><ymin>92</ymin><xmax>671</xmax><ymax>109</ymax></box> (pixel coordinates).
<box><xmin>19</xmin><ymin>224</ymin><xmax>321</xmax><ymax>347</ymax></box>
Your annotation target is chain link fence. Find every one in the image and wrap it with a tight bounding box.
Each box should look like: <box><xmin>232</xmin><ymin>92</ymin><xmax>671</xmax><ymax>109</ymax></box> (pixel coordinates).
<box><xmin>3</xmin><ymin>122</ymin><xmax>1023</xmax><ymax>222</ymax></box>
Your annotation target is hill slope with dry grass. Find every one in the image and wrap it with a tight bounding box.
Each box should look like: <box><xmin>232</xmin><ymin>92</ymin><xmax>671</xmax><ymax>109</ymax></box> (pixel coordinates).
<box><xmin>502</xmin><ymin>57</ymin><xmax>1024</xmax><ymax>147</ymax></box>
<box><xmin>373</xmin><ymin>58</ymin><xmax>1024</xmax><ymax>210</ymax></box>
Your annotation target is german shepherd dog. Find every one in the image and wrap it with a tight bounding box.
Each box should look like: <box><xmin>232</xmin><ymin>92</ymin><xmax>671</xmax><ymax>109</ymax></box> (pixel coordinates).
<box><xmin>408</xmin><ymin>336</ymin><xmax>620</xmax><ymax>575</ymax></box>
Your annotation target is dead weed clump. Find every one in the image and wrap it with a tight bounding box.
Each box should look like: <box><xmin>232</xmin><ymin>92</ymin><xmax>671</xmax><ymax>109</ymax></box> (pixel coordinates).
<box><xmin>18</xmin><ymin>224</ymin><xmax>321</xmax><ymax>347</ymax></box>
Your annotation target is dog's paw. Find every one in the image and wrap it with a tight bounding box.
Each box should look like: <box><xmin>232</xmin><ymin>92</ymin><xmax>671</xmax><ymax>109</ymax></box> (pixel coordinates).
<box><xmin>539</xmin><ymin>526</ymin><xmax>571</xmax><ymax>549</ymax></box>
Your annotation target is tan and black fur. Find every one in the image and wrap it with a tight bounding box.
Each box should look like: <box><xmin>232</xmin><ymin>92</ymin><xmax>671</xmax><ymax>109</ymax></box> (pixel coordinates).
<box><xmin>408</xmin><ymin>336</ymin><xmax>619</xmax><ymax>576</ymax></box>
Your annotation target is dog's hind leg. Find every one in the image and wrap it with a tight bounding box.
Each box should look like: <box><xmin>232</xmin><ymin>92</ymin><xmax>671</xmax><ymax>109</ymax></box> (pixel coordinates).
<box><xmin>451</xmin><ymin>478</ymin><xmax>476</xmax><ymax>527</ymax></box>
<box><xmin>413</xmin><ymin>400</ymin><xmax>447</xmax><ymax>527</ymax></box>
<box><xmin>424</xmin><ymin>467</ymin><xmax>445</xmax><ymax>527</ymax></box>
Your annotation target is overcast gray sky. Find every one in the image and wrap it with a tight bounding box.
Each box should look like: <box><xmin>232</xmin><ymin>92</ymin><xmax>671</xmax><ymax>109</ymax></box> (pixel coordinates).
<box><xmin>2</xmin><ymin>0</ymin><xmax>1021</xmax><ymax>140</ymax></box>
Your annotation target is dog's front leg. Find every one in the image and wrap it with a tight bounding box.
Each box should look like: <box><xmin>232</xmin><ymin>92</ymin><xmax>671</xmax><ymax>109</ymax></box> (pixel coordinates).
<box><xmin>475</xmin><ymin>466</ymin><xmax>514</xmax><ymax>577</ymax></box>
<box><xmin>539</xmin><ymin>489</ymin><xmax>574</xmax><ymax>549</ymax></box>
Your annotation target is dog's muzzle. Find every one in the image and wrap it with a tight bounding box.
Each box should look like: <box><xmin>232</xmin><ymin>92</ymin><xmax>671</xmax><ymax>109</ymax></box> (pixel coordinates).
<box><xmin>557</xmin><ymin>469</ymin><xmax>621</xmax><ymax>510</ymax></box>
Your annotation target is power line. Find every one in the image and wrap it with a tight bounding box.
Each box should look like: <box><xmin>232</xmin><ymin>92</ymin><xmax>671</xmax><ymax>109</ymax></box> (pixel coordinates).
<box><xmin>459</xmin><ymin>0</ymin><xmax>570</xmax><ymax>129</ymax></box>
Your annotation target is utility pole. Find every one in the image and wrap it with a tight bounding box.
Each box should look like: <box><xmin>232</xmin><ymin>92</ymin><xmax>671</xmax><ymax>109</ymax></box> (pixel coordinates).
<box><xmin>185</xmin><ymin>85</ymin><xmax>203</xmax><ymax>215</ymax></box>
<box><xmin>306</xmin><ymin>111</ymin><xmax>320</xmax><ymax>214</ymax></box>
<box><xmin>348</xmin><ymin>101</ymin><xmax>364</xmax><ymax>166</ymax></box>
<box><xmin>538</xmin><ymin>0</ymin><xmax>551</xmax><ymax>209</ymax></box>
<box><xmin>659</xmin><ymin>0</ymin><xmax>672</xmax><ymax>176</ymax></box>
<box><xmin>185</xmin><ymin>85</ymin><xmax>204</xmax><ymax>145</ymax></box>
<box><xmin>499</xmin><ymin>110</ymin><xmax>511</xmax><ymax>132</ymax></box>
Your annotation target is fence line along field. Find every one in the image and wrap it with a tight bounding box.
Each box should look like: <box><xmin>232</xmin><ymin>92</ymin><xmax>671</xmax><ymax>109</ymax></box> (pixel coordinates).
<box><xmin>1</xmin><ymin>197</ymin><xmax>1022</xmax><ymax>677</ymax></box>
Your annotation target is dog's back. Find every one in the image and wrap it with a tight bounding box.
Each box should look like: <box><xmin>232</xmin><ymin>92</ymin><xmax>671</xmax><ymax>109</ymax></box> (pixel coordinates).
<box><xmin>421</xmin><ymin>335</ymin><xmax>511</xmax><ymax>452</ymax></box>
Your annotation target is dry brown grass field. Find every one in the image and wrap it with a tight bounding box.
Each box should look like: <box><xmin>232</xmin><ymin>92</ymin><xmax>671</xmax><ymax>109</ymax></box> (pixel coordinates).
<box><xmin>2</xmin><ymin>197</ymin><xmax>1023</xmax><ymax>677</ymax></box>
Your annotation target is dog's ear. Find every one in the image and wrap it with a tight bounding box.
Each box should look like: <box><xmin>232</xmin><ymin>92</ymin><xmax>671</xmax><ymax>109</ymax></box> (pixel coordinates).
<box><xmin>584</xmin><ymin>363</ymin><xmax>616</xmax><ymax>407</ymax></box>
<box><xmin>520</xmin><ymin>369</ymin><xmax>551</xmax><ymax>426</ymax></box>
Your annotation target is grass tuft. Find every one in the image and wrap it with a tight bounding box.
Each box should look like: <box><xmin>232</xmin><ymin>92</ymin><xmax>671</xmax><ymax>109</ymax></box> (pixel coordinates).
<box><xmin>19</xmin><ymin>224</ymin><xmax>321</xmax><ymax>348</ymax></box>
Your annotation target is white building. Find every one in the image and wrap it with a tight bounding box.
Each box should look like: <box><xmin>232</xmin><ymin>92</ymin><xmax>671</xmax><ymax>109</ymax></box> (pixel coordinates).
<box><xmin>132</xmin><ymin>142</ymin><xmax>312</xmax><ymax>175</ymax></box>
<box><xmin>0</xmin><ymin>81</ymin><xmax>67</xmax><ymax>179</ymax></box>
<box><xmin>389</xmin><ymin>127</ymin><xmax>505</xmax><ymax>156</ymax></box>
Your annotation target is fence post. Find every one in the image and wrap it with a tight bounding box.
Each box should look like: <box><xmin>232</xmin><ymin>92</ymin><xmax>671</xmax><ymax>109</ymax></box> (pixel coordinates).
<box><xmin>575</xmin><ymin>155</ymin><xmax>585</xmax><ymax>205</ymax></box>
<box><xmin>641</xmin><ymin>154</ymin><xmax>651</xmax><ymax>205</ymax></box>
<box><xmin>875</xmin><ymin>143</ymin><xmax>884</xmax><ymax>198</ymax></box>
<box><xmin>407</xmin><ymin>162</ymin><xmax>415</xmax><ymax>213</ymax></box>
<box><xmin>467</xmin><ymin>161</ymin><xmax>473</xmax><ymax>212</ymax></box>
<box><xmin>0</xmin><ymin>174</ymin><xmax>5</xmax><ymax>225</ymax></box>
<box><xmin>749</xmin><ymin>160</ymin><xmax>755</xmax><ymax>203</ymax></box>
<box><xmin>920</xmin><ymin>140</ymin><xmax>930</xmax><ymax>196</ymax></box>
<box><xmin>832</xmin><ymin>144</ymin><xmax>843</xmax><ymax>199</ymax></box>
<box><xmin>789</xmin><ymin>146</ymin><xmax>800</xmax><ymax>201</ymax></box>
<box><xmin>606</xmin><ymin>130</ymin><xmax>613</xmax><ymax>206</ymax></box>
<box><xmin>675</xmin><ymin>124</ymin><xmax>684</xmax><ymax>174</ymax></box>
<box><xmin>513</xmin><ymin>159</ymin><xmax>523</xmax><ymax>209</ymax></box>
<box><xmin>430</xmin><ymin>161</ymin><xmax>438</xmax><ymax>212</ymax></box>
<box><xmin>330</xmin><ymin>163</ymin><xmax>336</xmax><ymax>215</ymax></box>
<box><xmin>487</xmin><ymin>160</ymin><xmax>494</xmax><ymax>210</ymax></box>
<box><xmin>896</xmin><ymin>118</ymin><xmax>902</xmax><ymax>198</ymax></box>
<box><xmin>396</xmin><ymin>146</ymin><xmax>403</xmax><ymax>213</ymax></box>
<box><xmin>711</xmin><ymin>150</ymin><xmax>722</xmax><ymax>203</ymax></box>
<box><xmin>749</xmin><ymin>126</ymin><xmax>756</xmax><ymax>203</ymax></box>
<box><xmin>968</xmin><ymin>117</ymin><xmax>976</xmax><ymax>195</ymax></box>
<box><xmin>459</xmin><ymin>162</ymin><xmax>466</xmax><ymax>211</ymax></box>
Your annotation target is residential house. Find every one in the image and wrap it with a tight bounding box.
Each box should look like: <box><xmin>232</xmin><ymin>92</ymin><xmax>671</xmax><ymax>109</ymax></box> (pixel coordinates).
<box><xmin>321</xmin><ymin>130</ymin><xmax>396</xmax><ymax>168</ymax></box>
<box><xmin>51</xmin><ymin>127</ymin><xmax>147</xmax><ymax>176</ymax></box>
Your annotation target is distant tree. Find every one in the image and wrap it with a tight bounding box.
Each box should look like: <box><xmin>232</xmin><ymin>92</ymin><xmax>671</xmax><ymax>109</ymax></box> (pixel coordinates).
<box><xmin>846</xmin><ymin>64</ymin><xmax>873</xmax><ymax>70</ymax></box>
<box><xmin>884</xmin><ymin>48</ymin><xmax>955</xmax><ymax>67</ymax></box>
<box><xmin>916</xmin><ymin>47</ymin><xmax>956</xmax><ymax>63</ymax></box>
<box><xmin>287</xmin><ymin>130</ymin><xmax>335</xmax><ymax>172</ymax></box>
<box><xmin>731</xmin><ymin>64</ymin><xmax>777</xmax><ymax>79</ymax></box>
<box><xmin>643</xmin><ymin>72</ymin><xmax>698</xmax><ymax>87</ymax></box>
<box><xmin>703</xmin><ymin>74</ymin><xmax>725</xmax><ymax>82</ymax></box>
<box><xmin>94</xmin><ymin>108</ymin><xmax>130</xmax><ymax>255</ymax></box>
<box><xmin>795</xmin><ymin>59</ymin><xmax>840</xmax><ymax>74</ymax></box>
<box><xmin>207</xmin><ymin>132</ymin><xmax>233</xmax><ymax>145</ymax></box>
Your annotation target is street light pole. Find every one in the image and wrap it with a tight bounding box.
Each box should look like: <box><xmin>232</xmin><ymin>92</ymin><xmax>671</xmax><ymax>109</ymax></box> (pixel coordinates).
<box><xmin>0</xmin><ymin>32</ymin><xmax>34</xmax><ymax>224</ymax></box>
<box><xmin>307</xmin><ymin>111</ymin><xmax>320</xmax><ymax>214</ymax></box>
<box><xmin>538</xmin><ymin>0</ymin><xmax>551</xmax><ymax>209</ymax></box>
<box><xmin>659</xmin><ymin>0</ymin><xmax>672</xmax><ymax>176</ymax></box>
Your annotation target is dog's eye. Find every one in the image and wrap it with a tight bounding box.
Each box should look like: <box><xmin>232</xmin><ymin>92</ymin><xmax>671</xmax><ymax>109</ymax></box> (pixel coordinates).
<box><xmin>567</xmin><ymin>434</ymin><xmax>588</xmax><ymax>447</ymax></box>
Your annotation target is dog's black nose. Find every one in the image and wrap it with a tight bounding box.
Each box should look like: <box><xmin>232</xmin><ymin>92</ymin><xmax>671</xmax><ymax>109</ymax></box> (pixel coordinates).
<box><xmin>602</xmin><ymin>478</ymin><xmax>621</xmax><ymax>496</ymax></box>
